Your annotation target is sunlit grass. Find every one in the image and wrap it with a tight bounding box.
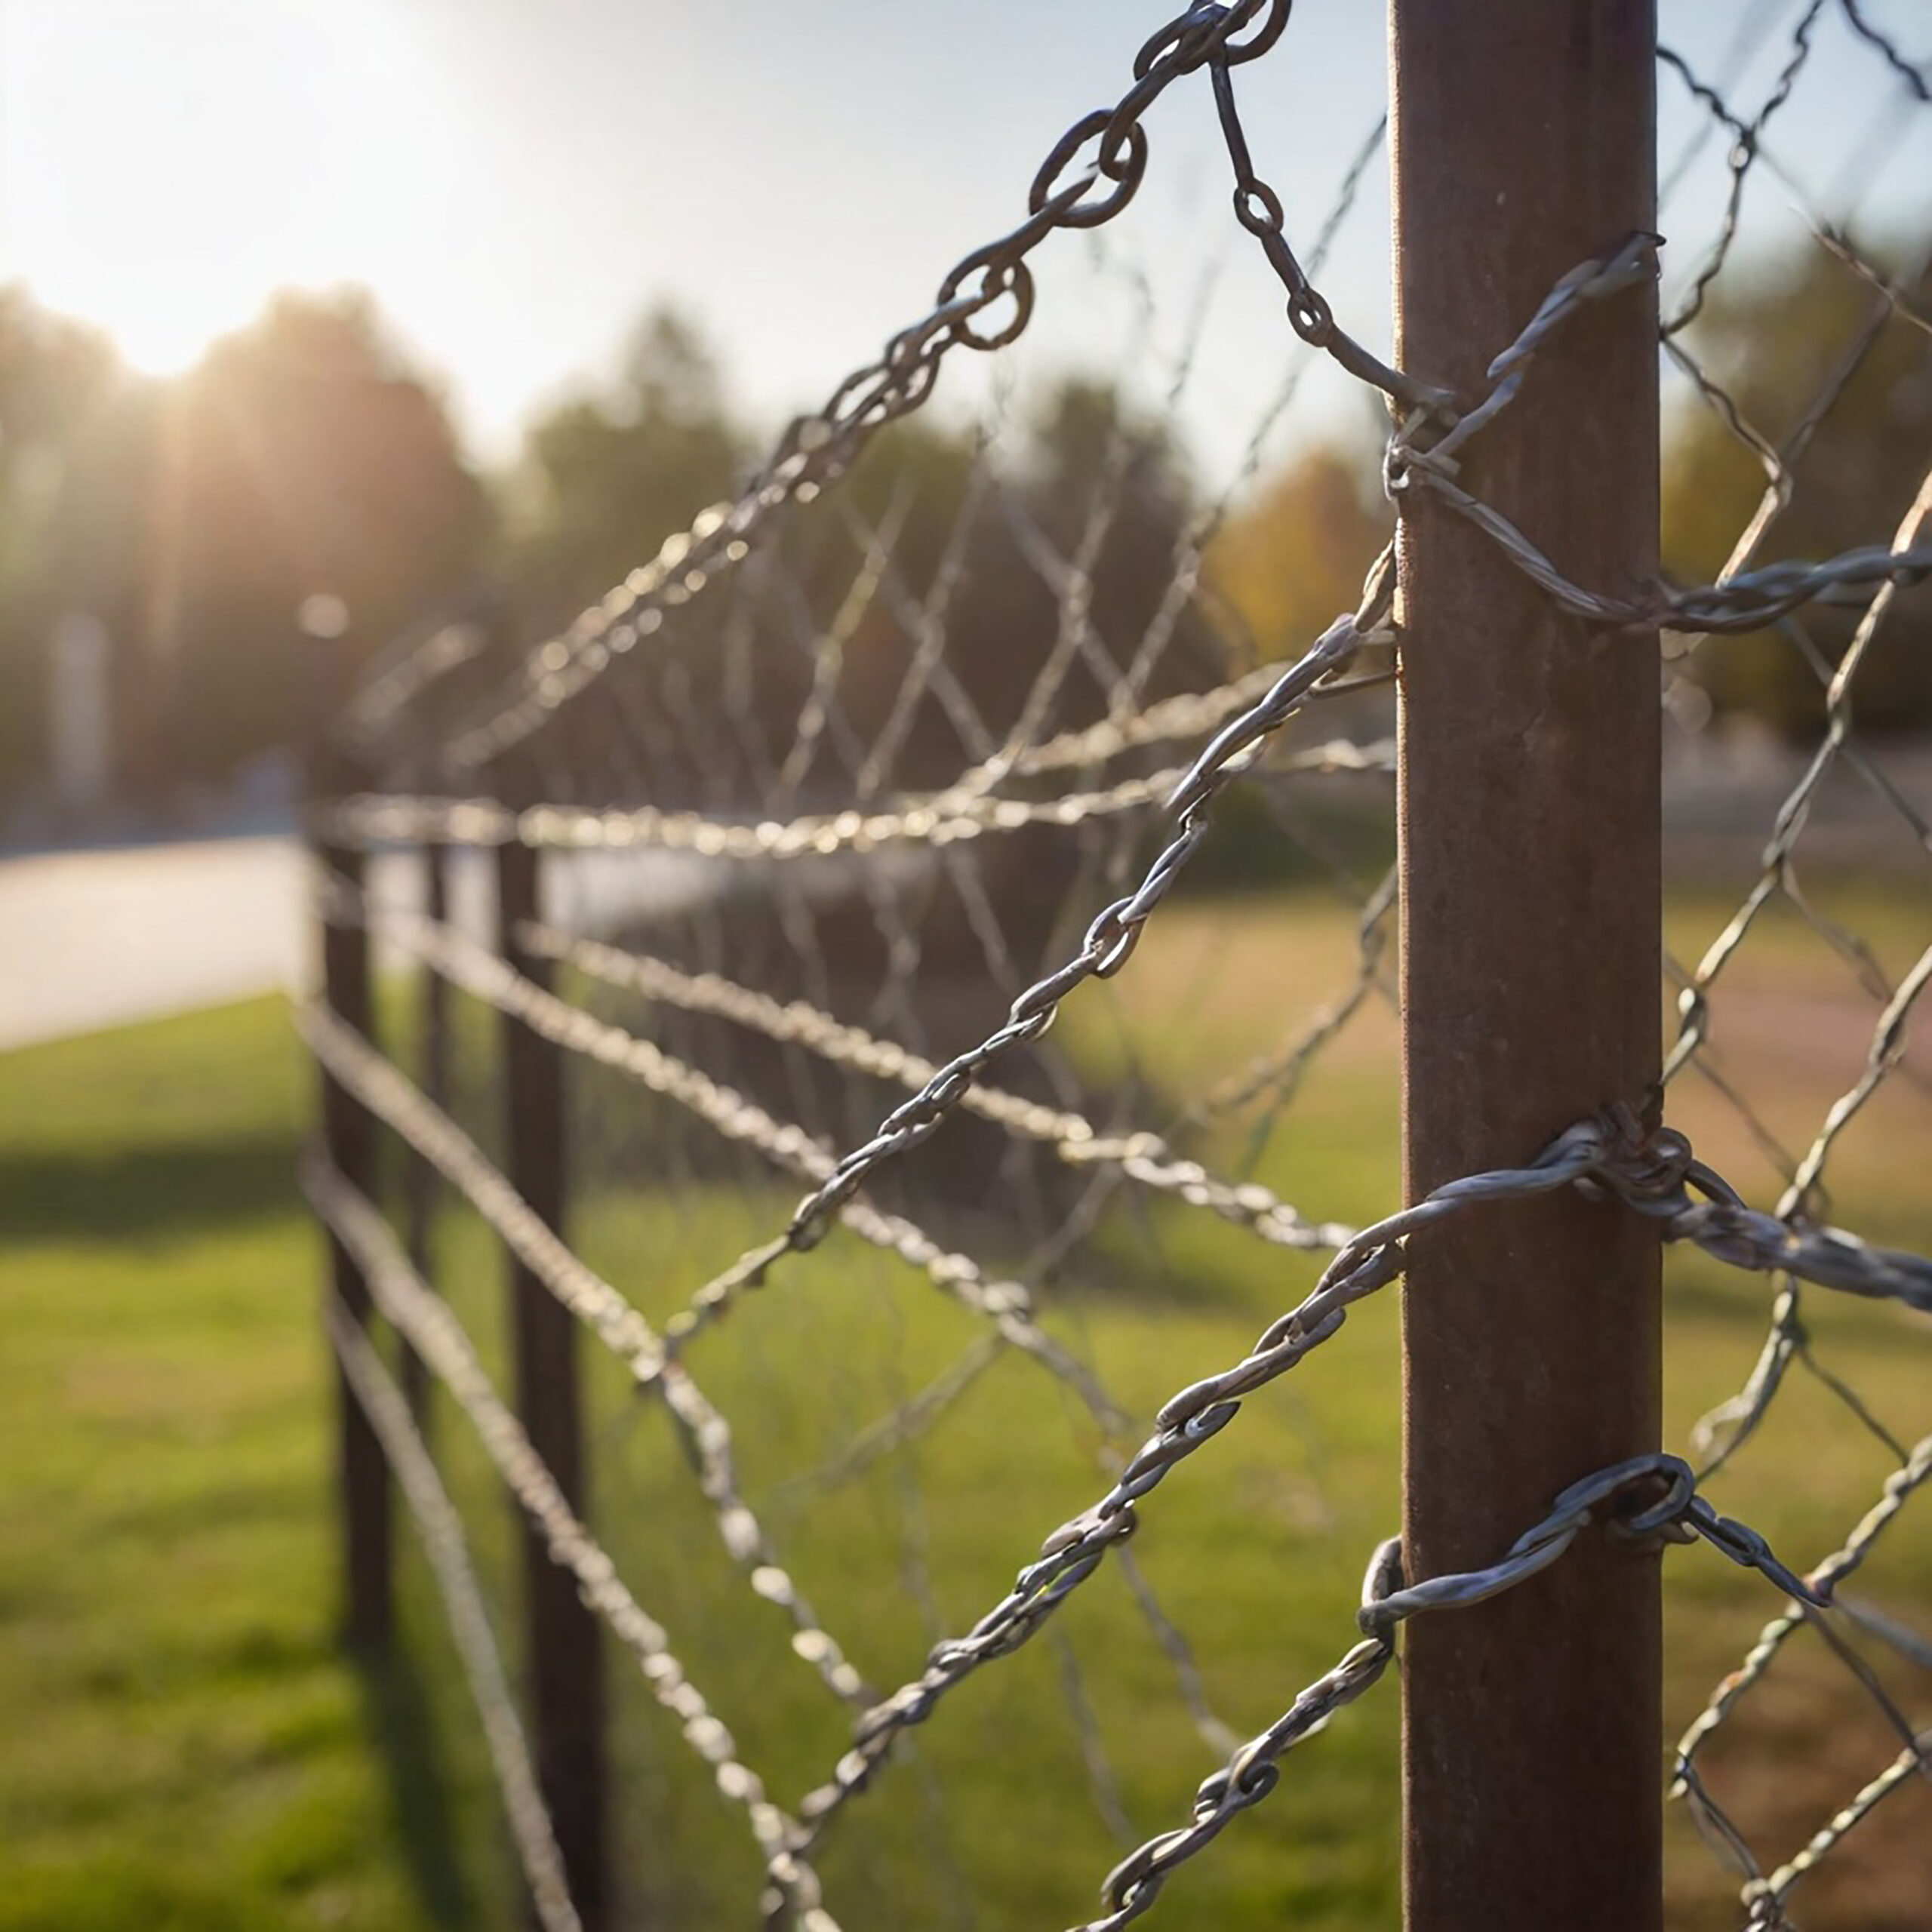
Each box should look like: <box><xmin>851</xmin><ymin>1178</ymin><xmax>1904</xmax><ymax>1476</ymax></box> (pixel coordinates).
<box><xmin>0</xmin><ymin>1000</ymin><xmax>515</xmax><ymax>1931</ymax></box>
<box><xmin>2</xmin><ymin>880</ymin><xmax>1927</xmax><ymax>1930</ymax></box>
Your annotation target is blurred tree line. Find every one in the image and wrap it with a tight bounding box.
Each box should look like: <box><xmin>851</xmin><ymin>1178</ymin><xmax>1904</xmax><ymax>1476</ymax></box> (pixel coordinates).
<box><xmin>1663</xmin><ymin>248</ymin><xmax>1932</xmax><ymax>737</ymax></box>
<box><xmin>495</xmin><ymin>365</ymin><xmax>1272</xmax><ymax>808</ymax></box>
<box><xmin>2</xmin><ymin>235</ymin><xmax>1926</xmax><ymax>823</ymax></box>
<box><xmin>0</xmin><ymin>288</ymin><xmax>484</xmax><ymax>808</ymax></box>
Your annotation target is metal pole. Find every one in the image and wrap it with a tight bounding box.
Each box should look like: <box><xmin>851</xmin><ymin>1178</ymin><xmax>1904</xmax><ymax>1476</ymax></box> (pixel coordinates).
<box><xmin>496</xmin><ymin>832</ymin><xmax>608</xmax><ymax>1930</ymax></box>
<box><xmin>1390</xmin><ymin>7</ymin><xmax>1661</xmax><ymax>1930</ymax></box>
<box><xmin>316</xmin><ymin>832</ymin><xmax>393</xmax><ymax>1650</ymax></box>
<box><xmin>401</xmin><ymin>841</ymin><xmax>451</xmax><ymax>1423</ymax></box>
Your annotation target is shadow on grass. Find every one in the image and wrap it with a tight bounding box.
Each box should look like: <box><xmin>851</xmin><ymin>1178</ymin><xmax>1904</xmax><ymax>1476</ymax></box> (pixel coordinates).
<box><xmin>0</xmin><ymin>1129</ymin><xmax>301</xmax><ymax>1244</ymax></box>
<box><xmin>352</xmin><ymin>1633</ymin><xmax>481</xmax><ymax>1932</ymax></box>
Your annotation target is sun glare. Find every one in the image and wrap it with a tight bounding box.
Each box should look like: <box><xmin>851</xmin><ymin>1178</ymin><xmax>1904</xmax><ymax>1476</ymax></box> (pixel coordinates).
<box><xmin>0</xmin><ymin>0</ymin><xmax>444</xmax><ymax>378</ymax></box>
<box><xmin>99</xmin><ymin>285</ymin><xmax>270</xmax><ymax>381</ymax></box>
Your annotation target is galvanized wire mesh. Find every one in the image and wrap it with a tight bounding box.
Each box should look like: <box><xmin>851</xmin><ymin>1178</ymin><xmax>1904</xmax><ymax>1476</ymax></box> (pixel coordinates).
<box><xmin>1652</xmin><ymin>8</ymin><xmax>1932</xmax><ymax>1924</ymax></box>
<box><xmin>306</xmin><ymin>5</ymin><xmax>1930</xmax><ymax>1929</ymax></box>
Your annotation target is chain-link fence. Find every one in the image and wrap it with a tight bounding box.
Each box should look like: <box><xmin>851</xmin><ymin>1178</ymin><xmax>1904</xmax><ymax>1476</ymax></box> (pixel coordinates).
<box><xmin>303</xmin><ymin>5</ymin><xmax>1930</xmax><ymax>1928</ymax></box>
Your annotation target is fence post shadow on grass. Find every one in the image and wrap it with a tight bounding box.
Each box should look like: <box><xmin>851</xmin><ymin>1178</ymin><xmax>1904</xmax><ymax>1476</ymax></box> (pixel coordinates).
<box><xmin>351</xmin><ymin>1624</ymin><xmax>488</xmax><ymax>1932</ymax></box>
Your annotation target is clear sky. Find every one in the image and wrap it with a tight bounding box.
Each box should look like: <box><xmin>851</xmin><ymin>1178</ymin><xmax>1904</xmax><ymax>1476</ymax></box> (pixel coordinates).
<box><xmin>2</xmin><ymin>0</ymin><xmax>1926</xmax><ymax>484</ymax></box>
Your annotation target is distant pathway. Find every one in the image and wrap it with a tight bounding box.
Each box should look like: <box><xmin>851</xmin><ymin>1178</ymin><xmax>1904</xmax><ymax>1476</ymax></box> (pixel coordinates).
<box><xmin>0</xmin><ymin>837</ymin><xmax>315</xmax><ymax>1051</ymax></box>
<box><xmin>0</xmin><ymin>833</ymin><xmax>709</xmax><ymax>1051</ymax></box>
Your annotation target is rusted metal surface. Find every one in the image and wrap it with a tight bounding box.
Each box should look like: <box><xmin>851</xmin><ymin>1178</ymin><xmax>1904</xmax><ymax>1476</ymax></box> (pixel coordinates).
<box><xmin>400</xmin><ymin>843</ymin><xmax>451</xmax><ymax>1423</ymax></box>
<box><xmin>315</xmin><ymin>833</ymin><xmax>392</xmax><ymax>1650</ymax></box>
<box><xmin>497</xmin><ymin>835</ymin><xmax>608</xmax><ymax>1929</ymax></box>
<box><xmin>1391</xmin><ymin>4</ymin><xmax>1663</xmax><ymax>1927</ymax></box>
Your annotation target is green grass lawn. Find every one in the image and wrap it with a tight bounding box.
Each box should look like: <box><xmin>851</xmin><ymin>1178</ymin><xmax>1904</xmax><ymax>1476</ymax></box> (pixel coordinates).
<box><xmin>2</xmin><ymin>881</ymin><xmax>1927</xmax><ymax>1930</ymax></box>
<box><xmin>0</xmin><ymin>1001</ymin><xmax>509</xmax><ymax>1932</ymax></box>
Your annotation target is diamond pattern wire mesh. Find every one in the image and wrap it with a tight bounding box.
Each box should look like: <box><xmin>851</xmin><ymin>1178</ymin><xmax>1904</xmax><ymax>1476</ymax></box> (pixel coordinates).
<box><xmin>1654</xmin><ymin>8</ymin><xmax>1932</xmax><ymax>1924</ymax></box>
<box><xmin>306</xmin><ymin>6</ymin><xmax>1930</xmax><ymax>1928</ymax></box>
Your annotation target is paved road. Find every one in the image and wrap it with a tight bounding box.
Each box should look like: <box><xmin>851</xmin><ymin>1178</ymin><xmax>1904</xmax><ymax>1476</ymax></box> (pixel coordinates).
<box><xmin>0</xmin><ymin>834</ymin><xmax>715</xmax><ymax>1051</ymax></box>
<box><xmin>0</xmin><ymin>838</ymin><xmax>321</xmax><ymax>1051</ymax></box>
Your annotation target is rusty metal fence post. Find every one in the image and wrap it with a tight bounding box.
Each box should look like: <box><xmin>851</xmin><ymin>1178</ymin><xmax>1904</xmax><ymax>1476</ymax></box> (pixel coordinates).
<box><xmin>1390</xmin><ymin>5</ymin><xmax>1663</xmax><ymax>1930</ymax></box>
<box><xmin>308</xmin><ymin>625</ymin><xmax>397</xmax><ymax>1654</ymax></box>
<box><xmin>400</xmin><ymin>842</ymin><xmax>452</xmax><ymax>1423</ymax></box>
<box><xmin>315</xmin><ymin>829</ymin><xmax>394</xmax><ymax>1651</ymax></box>
<box><xmin>495</xmin><ymin>826</ymin><xmax>609</xmax><ymax>1928</ymax></box>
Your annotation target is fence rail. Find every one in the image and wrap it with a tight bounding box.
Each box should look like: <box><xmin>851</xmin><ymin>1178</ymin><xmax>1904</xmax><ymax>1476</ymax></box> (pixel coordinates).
<box><xmin>305</xmin><ymin>5</ymin><xmax>1931</xmax><ymax>1928</ymax></box>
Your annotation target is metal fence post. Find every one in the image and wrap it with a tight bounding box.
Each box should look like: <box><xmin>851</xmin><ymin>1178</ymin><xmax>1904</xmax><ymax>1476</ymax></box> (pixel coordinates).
<box><xmin>401</xmin><ymin>841</ymin><xmax>452</xmax><ymax>1423</ymax></box>
<box><xmin>315</xmin><ymin>829</ymin><xmax>394</xmax><ymax>1650</ymax></box>
<box><xmin>495</xmin><ymin>826</ymin><xmax>609</xmax><ymax>1929</ymax></box>
<box><xmin>1390</xmin><ymin>5</ymin><xmax>1662</xmax><ymax>1930</ymax></box>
